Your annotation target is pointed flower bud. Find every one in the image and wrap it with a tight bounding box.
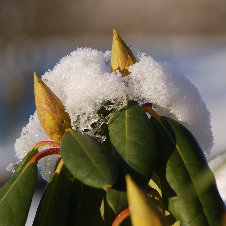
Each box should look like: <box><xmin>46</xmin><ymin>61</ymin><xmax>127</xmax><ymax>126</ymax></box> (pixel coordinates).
<box><xmin>34</xmin><ymin>72</ymin><xmax>71</xmax><ymax>143</ymax></box>
<box><xmin>126</xmin><ymin>175</ymin><xmax>168</xmax><ymax>226</ymax></box>
<box><xmin>111</xmin><ymin>29</ymin><xmax>137</xmax><ymax>76</ymax></box>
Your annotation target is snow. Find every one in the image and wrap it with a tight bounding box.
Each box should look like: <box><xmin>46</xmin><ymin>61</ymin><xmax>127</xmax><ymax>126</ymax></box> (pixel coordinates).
<box><xmin>14</xmin><ymin>48</ymin><xmax>213</xmax><ymax>181</ymax></box>
<box><xmin>15</xmin><ymin>112</ymin><xmax>50</xmax><ymax>159</ymax></box>
<box><xmin>127</xmin><ymin>54</ymin><xmax>212</xmax><ymax>152</ymax></box>
<box><xmin>209</xmin><ymin>154</ymin><xmax>226</xmax><ymax>201</ymax></box>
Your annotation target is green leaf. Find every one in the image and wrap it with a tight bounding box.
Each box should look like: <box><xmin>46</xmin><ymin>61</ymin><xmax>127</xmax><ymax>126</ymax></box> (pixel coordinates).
<box><xmin>106</xmin><ymin>188</ymin><xmax>128</xmax><ymax>214</ymax></box>
<box><xmin>151</xmin><ymin>116</ymin><xmax>225</xmax><ymax>226</ymax></box>
<box><xmin>0</xmin><ymin>162</ymin><xmax>38</xmax><ymax>226</ymax></box>
<box><xmin>66</xmin><ymin>177</ymin><xmax>84</xmax><ymax>226</ymax></box>
<box><xmin>61</xmin><ymin>129</ymin><xmax>118</xmax><ymax>188</ymax></box>
<box><xmin>74</xmin><ymin>185</ymin><xmax>105</xmax><ymax>226</ymax></box>
<box><xmin>33</xmin><ymin>160</ymin><xmax>81</xmax><ymax>226</ymax></box>
<box><xmin>108</xmin><ymin>104</ymin><xmax>157</xmax><ymax>185</ymax></box>
<box><xmin>15</xmin><ymin>148</ymin><xmax>38</xmax><ymax>172</ymax></box>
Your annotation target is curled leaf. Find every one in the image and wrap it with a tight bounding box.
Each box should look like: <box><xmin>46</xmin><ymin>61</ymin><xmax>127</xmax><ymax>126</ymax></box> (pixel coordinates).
<box><xmin>126</xmin><ymin>175</ymin><xmax>168</xmax><ymax>226</ymax></box>
<box><xmin>34</xmin><ymin>72</ymin><xmax>71</xmax><ymax>143</ymax></box>
<box><xmin>111</xmin><ymin>29</ymin><xmax>137</xmax><ymax>76</ymax></box>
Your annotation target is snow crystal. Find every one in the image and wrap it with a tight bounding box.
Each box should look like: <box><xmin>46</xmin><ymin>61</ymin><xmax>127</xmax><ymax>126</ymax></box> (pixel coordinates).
<box><xmin>6</xmin><ymin>162</ymin><xmax>17</xmax><ymax>173</ymax></box>
<box><xmin>14</xmin><ymin>112</ymin><xmax>50</xmax><ymax>159</ymax></box>
<box><xmin>209</xmin><ymin>154</ymin><xmax>226</xmax><ymax>201</ymax></box>
<box><xmin>14</xmin><ymin>48</ymin><xmax>213</xmax><ymax>181</ymax></box>
<box><xmin>127</xmin><ymin>53</ymin><xmax>213</xmax><ymax>152</ymax></box>
<box><xmin>38</xmin><ymin>155</ymin><xmax>60</xmax><ymax>181</ymax></box>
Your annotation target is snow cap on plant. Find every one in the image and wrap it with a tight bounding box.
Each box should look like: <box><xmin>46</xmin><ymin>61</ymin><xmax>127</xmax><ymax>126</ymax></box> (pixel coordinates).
<box><xmin>15</xmin><ymin>30</ymin><xmax>213</xmax><ymax>181</ymax></box>
<box><xmin>34</xmin><ymin>72</ymin><xmax>71</xmax><ymax>143</ymax></box>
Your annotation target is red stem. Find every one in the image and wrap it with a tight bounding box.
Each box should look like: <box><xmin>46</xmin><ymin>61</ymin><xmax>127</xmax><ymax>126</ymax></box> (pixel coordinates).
<box><xmin>29</xmin><ymin>148</ymin><xmax>60</xmax><ymax>164</ymax></box>
<box><xmin>112</xmin><ymin>208</ymin><xmax>130</xmax><ymax>226</ymax></box>
<box><xmin>33</xmin><ymin>141</ymin><xmax>60</xmax><ymax>150</ymax></box>
<box><xmin>142</xmin><ymin>103</ymin><xmax>159</xmax><ymax>118</ymax></box>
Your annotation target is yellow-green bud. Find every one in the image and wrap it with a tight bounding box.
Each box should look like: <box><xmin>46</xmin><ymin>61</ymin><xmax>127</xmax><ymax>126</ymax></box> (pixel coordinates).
<box><xmin>111</xmin><ymin>29</ymin><xmax>137</xmax><ymax>76</ymax></box>
<box><xmin>34</xmin><ymin>72</ymin><xmax>72</xmax><ymax>143</ymax></box>
<box><xmin>126</xmin><ymin>175</ymin><xmax>168</xmax><ymax>226</ymax></box>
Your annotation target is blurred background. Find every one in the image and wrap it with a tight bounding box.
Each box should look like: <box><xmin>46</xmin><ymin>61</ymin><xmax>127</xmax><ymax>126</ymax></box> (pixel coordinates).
<box><xmin>0</xmin><ymin>0</ymin><xmax>226</xmax><ymax>224</ymax></box>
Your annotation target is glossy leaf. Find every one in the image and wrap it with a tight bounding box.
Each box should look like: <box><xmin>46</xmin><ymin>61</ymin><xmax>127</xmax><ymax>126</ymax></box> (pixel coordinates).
<box><xmin>151</xmin><ymin>116</ymin><xmax>225</xmax><ymax>226</ymax></box>
<box><xmin>108</xmin><ymin>104</ymin><xmax>157</xmax><ymax>185</ymax></box>
<box><xmin>33</xmin><ymin>160</ymin><xmax>79</xmax><ymax>226</ymax></box>
<box><xmin>126</xmin><ymin>175</ymin><xmax>168</xmax><ymax>226</ymax></box>
<box><xmin>0</xmin><ymin>162</ymin><xmax>38</xmax><ymax>226</ymax></box>
<box><xmin>61</xmin><ymin>129</ymin><xmax>118</xmax><ymax>188</ymax></box>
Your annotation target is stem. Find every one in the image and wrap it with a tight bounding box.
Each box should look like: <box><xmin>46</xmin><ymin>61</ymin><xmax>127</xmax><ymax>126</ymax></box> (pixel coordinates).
<box><xmin>33</xmin><ymin>141</ymin><xmax>60</xmax><ymax>150</ymax></box>
<box><xmin>142</xmin><ymin>103</ymin><xmax>159</xmax><ymax>118</ymax></box>
<box><xmin>29</xmin><ymin>148</ymin><xmax>60</xmax><ymax>164</ymax></box>
<box><xmin>112</xmin><ymin>208</ymin><xmax>130</xmax><ymax>226</ymax></box>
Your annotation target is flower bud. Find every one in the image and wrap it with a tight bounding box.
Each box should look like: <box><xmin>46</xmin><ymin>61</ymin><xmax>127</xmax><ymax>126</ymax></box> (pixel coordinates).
<box><xmin>34</xmin><ymin>72</ymin><xmax>71</xmax><ymax>143</ymax></box>
<box><xmin>126</xmin><ymin>175</ymin><xmax>168</xmax><ymax>226</ymax></box>
<box><xmin>111</xmin><ymin>29</ymin><xmax>137</xmax><ymax>76</ymax></box>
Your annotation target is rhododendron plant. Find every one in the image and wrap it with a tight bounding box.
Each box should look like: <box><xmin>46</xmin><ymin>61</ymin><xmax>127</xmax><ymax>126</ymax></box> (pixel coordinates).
<box><xmin>0</xmin><ymin>29</ymin><xmax>225</xmax><ymax>226</ymax></box>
